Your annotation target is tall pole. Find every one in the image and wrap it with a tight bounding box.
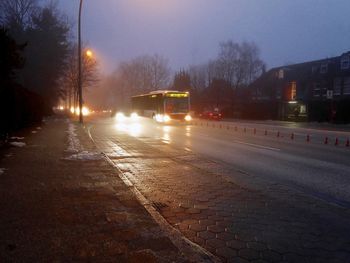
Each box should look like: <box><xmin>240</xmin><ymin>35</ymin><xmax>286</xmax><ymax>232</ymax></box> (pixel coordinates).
<box><xmin>78</xmin><ymin>0</ymin><xmax>83</xmax><ymax>123</ymax></box>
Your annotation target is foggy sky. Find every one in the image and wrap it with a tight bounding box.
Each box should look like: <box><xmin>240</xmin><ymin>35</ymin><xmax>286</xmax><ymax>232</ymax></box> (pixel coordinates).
<box><xmin>59</xmin><ymin>0</ymin><xmax>350</xmax><ymax>73</ymax></box>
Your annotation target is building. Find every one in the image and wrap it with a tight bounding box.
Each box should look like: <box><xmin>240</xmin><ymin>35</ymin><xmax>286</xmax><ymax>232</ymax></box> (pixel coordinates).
<box><xmin>246</xmin><ymin>51</ymin><xmax>350</xmax><ymax>122</ymax></box>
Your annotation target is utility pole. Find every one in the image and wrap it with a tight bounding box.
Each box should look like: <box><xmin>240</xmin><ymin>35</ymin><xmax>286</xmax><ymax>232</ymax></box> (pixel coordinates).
<box><xmin>78</xmin><ymin>0</ymin><xmax>83</xmax><ymax>123</ymax></box>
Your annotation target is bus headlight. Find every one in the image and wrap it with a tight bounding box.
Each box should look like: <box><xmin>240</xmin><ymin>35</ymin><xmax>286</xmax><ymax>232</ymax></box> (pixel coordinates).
<box><xmin>155</xmin><ymin>114</ymin><xmax>163</xmax><ymax>122</ymax></box>
<box><xmin>115</xmin><ymin>112</ymin><xmax>125</xmax><ymax>122</ymax></box>
<box><xmin>163</xmin><ymin>115</ymin><xmax>171</xmax><ymax>122</ymax></box>
<box><xmin>185</xmin><ymin>115</ymin><xmax>192</xmax><ymax>121</ymax></box>
<box><xmin>130</xmin><ymin>112</ymin><xmax>139</xmax><ymax>121</ymax></box>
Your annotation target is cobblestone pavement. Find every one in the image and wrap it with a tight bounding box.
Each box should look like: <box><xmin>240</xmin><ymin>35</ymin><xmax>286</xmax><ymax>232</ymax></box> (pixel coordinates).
<box><xmin>0</xmin><ymin>118</ymin><xmax>210</xmax><ymax>262</ymax></box>
<box><xmin>90</xmin><ymin>121</ymin><xmax>350</xmax><ymax>263</ymax></box>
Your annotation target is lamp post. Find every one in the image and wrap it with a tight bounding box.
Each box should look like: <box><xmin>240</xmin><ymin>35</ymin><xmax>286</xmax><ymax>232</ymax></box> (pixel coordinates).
<box><xmin>78</xmin><ymin>0</ymin><xmax>83</xmax><ymax>123</ymax></box>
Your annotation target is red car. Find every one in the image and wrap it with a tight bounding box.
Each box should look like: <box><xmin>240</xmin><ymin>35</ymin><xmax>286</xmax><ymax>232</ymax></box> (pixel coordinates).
<box><xmin>199</xmin><ymin>110</ymin><xmax>222</xmax><ymax>120</ymax></box>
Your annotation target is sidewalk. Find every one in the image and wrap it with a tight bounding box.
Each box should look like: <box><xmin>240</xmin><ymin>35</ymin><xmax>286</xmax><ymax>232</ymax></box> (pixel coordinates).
<box><xmin>0</xmin><ymin>116</ymin><xmax>209</xmax><ymax>262</ymax></box>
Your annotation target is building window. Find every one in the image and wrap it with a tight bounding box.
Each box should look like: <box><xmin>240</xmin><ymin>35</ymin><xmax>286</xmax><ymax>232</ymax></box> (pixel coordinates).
<box><xmin>320</xmin><ymin>63</ymin><xmax>328</xmax><ymax>74</ymax></box>
<box><xmin>333</xmin><ymin>78</ymin><xmax>342</xmax><ymax>95</ymax></box>
<box><xmin>341</xmin><ymin>56</ymin><xmax>349</xmax><ymax>70</ymax></box>
<box><xmin>276</xmin><ymin>88</ymin><xmax>281</xmax><ymax>99</ymax></box>
<box><xmin>278</xmin><ymin>69</ymin><xmax>284</xmax><ymax>79</ymax></box>
<box><xmin>291</xmin><ymin>81</ymin><xmax>296</xmax><ymax>100</ymax></box>
<box><xmin>322</xmin><ymin>87</ymin><xmax>328</xmax><ymax>97</ymax></box>
<box><xmin>344</xmin><ymin>77</ymin><xmax>350</xmax><ymax>95</ymax></box>
<box><xmin>313</xmin><ymin>83</ymin><xmax>321</xmax><ymax>97</ymax></box>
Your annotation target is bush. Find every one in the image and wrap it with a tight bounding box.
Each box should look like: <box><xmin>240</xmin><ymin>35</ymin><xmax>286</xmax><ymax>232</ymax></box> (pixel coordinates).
<box><xmin>0</xmin><ymin>86</ymin><xmax>44</xmax><ymax>139</ymax></box>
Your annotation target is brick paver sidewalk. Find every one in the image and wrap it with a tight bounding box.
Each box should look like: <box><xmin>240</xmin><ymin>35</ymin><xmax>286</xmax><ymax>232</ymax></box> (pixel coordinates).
<box><xmin>0</xmin><ymin>117</ymin><xmax>210</xmax><ymax>262</ymax></box>
<box><xmin>90</xmin><ymin>121</ymin><xmax>350</xmax><ymax>263</ymax></box>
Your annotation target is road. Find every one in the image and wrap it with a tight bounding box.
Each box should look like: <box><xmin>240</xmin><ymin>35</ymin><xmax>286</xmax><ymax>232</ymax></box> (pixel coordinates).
<box><xmin>87</xmin><ymin>114</ymin><xmax>350</xmax><ymax>262</ymax></box>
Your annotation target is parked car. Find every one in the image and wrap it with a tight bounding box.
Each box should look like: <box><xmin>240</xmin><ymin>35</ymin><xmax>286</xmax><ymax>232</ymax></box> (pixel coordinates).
<box><xmin>199</xmin><ymin>109</ymin><xmax>222</xmax><ymax>120</ymax></box>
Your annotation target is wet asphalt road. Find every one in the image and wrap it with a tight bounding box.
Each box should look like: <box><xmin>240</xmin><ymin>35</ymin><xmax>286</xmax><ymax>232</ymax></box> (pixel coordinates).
<box><xmin>87</xmin><ymin>114</ymin><xmax>350</xmax><ymax>262</ymax></box>
<box><xmin>90</xmin><ymin>115</ymin><xmax>350</xmax><ymax>207</ymax></box>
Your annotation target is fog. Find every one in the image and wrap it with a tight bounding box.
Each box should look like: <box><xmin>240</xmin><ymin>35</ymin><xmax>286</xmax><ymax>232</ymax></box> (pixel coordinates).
<box><xmin>59</xmin><ymin>0</ymin><xmax>350</xmax><ymax>73</ymax></box>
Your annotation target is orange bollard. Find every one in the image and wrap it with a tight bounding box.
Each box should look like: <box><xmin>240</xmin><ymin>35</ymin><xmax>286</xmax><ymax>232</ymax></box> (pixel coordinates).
<box><xmin>265</xmin><ymin>130</ymin><xmax>267</xmax><ymax>136</ymax></box>
<box><xmin>306</xmin><ymin>134</ymin><xmax>310</xmax><ymax>142</ymax></box>
<box><xmin>291</xmin><ymin>133</ymin><xmax>294</xmax><ymax>140</ymax></box>
<box><xmin>277</xmin><ymin>131</ymin><xmax>280</xmax><ymax>137</ymax></box>
<box><xmin>334</xmin><ymin>138</ymin><xmax>339</xmax><ymax>146</ymax></box>
<box><xmin>244</xmin><ymin>127</ymin><xmax>246</xmax><ymax>133</ymax></box>
<box><xmin>346</xmin><ymin>138</ymin><xmax>350</xmax><ymax>147</ymax></box>
<box><xmin>254</xmin><ymin>128</ymin><xmax>256</xmax><ymax>135</ymax></box>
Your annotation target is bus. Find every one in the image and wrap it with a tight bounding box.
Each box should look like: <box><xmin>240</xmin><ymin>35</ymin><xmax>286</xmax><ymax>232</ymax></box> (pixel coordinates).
<box><xmin>131</xmin><ymin>90</ymin><xmax>192</xmax><ymax>123</ymax></box>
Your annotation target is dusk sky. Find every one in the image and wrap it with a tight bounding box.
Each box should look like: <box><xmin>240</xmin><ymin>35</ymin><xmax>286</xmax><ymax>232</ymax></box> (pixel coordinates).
<box><xmin>59</xmin><ymin>0</ymin><xmax>350</xmax><ymax>73</ymax></box>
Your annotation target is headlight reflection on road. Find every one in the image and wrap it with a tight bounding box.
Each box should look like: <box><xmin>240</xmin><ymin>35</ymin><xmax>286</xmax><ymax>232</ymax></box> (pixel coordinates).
<box><xmin>185</xmin><ymin>126</ymin><xmax>191</xmax><ymax>137</ymax></box>
<box><xmin>114</xmin><ymin>123</ymin><xmax>142</xmax><ymax>137</ymax></box>
<box><xmin>129</xmin><ymin>123</ymin><xmax>142</xmax><ymax>137</ymax></box>
<box><xmin>115</xmin><ymin>112</ymin><xmax>126</xmax><ymax>122</ymax></box>
<box><xmin>162</xmin><ymin>125</ymin><xmax>171</xmax><ymax>144</ymax></box>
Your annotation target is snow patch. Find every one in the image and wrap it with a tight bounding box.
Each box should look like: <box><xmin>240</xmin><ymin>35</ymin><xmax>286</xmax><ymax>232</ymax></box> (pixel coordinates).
<box><xmin>10</xmin><ymin>137</ymin><xmax>24</xmax><ymax>140</ymax></box>
<box><xmin>0</xmin><ymin>168</ymin><xmax>5</xmax><ymax>175</ymax></box>
<box><xmin>31</xmin><ymin>131</ymin><xmax>37</xmax><ymax>134</ymax></box>
<box><xmin>64</xmin><ymin>121</ymin><xmax>101</xmax><ymax>161</ymax></box>
<box><xmin>36</xmin><ymin>127</ymin><xmax>41</xmax><ymax>130</ymax></box>
<box><xmin>65</xmin><ymin>123</ymin><xmax>82</xmax><ymax>153</ymax></box>
<box><xmin>64</xmin><ymin>151</ymin><xmax>103</xmax><ymax>161</ymax></box>
<box><xmin>10</xmin><ymin>142</ymin><xmax>26</xmax><ymax>147</ymax></box>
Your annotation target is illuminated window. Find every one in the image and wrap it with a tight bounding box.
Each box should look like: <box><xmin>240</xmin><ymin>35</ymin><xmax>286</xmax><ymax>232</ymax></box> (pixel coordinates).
<box><xmin>291</xmin><ymin>82</ymin><xmax>297</xmax><ymax>100</ymax></box>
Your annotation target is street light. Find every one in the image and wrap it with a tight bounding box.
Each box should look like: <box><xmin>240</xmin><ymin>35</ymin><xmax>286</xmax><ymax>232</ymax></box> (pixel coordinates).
<box><xmin>86</xmin><ymin>49</ymin><xmax>93</xmax><ymax>58</ymax></box>
<box><xmin>78</xmin><ymin>0</ymin><xmax>83</xmax><ymax>123</ymax></box>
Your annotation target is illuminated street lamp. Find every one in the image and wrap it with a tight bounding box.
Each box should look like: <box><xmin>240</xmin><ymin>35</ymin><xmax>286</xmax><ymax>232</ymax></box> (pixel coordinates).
<box><xmin>86</xmin><ymin>49</ymin><xmax>93</xmax><ymax>58</ymax></box>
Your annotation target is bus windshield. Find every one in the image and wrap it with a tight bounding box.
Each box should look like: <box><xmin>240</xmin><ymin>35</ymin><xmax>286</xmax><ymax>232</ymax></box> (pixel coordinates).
<box><xmin>165</xmin><ymin>97</ymin><xmax>189</xmax><ymax>113</ymax></box>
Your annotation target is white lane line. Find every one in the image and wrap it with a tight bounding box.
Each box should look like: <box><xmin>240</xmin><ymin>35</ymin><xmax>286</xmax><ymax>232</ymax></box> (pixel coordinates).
<box><xmin>184</xmin><ymin>147</ymin><xmax>192</xmax><ymax>152</ymax></box>
<box><xmin>234</xmin><ymin>140</ymin><xmax>281</xmax><ymax>151</ymax></box>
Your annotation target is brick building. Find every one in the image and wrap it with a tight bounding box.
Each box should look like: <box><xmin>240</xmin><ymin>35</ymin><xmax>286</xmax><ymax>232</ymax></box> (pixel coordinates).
<box><xmin>245</xmin><ymin>51</ymin><xmax>350</xmax><ymax>122</ymax></box>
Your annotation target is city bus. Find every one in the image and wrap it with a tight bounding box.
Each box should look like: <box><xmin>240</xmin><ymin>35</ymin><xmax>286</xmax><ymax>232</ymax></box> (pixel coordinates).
<box><xmin>131</xmin><ymin>90</ymin><xmax>192</xmax><ymax>123</ymax></box>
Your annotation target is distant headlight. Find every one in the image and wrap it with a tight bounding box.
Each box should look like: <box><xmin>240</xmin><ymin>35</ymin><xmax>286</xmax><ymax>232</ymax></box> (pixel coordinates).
<box><xmin>130</xmin><ymin>112</ymin><xmax>139</xmax><ymax>121</ymax></box>
<box><xmin>185</xmin><ymin>115</ymin><xmax>192</xmax><ymax>121</ymax></box>
<box><xmin>163</xmin><ymin>115</ymin><xmax>171</xmax><ymax>122</ymax></box>
<box><xmin>115</xmin><ymin>112</ymin><xmax>125</xmax><ymax>121</ymax></box>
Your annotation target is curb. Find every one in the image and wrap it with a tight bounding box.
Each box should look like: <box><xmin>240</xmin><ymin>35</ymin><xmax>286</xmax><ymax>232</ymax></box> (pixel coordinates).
<box><xmin>85</xmin><ymin>124</ymin><xmax>220</xmax><ymax>263</ymax></box>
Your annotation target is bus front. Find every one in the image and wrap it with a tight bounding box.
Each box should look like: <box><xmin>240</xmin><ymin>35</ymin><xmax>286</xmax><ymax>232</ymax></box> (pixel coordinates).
<box><xmin>163</xmin><ymin>92</ymin><xmax>191</xmax><ymax>122</ymax></box>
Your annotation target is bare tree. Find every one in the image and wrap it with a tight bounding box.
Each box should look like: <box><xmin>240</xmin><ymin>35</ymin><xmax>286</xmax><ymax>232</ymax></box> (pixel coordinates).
<box><xmin>148</xmin><ymin>54</ymin><xmax>171</xmax><ymax>90</ymax></box>
<box><xmin>216</xmin><ymin>40</ymin><xmax>265</xmax><ymax>89</ymax></box>
<box><xmin>188</xmin><ymin>64</ymin><xmax>207</xmax><ymax>91</ymax></box>
<box><xmin>61</xmin><ymin>44</ymin><xmax>99</xmax><ymax>110</ymax></box>
<box><xmin>107</xmin><ymin>54</ymin><xmax>170</xmax><ymax>110</ymax></box>
<box><xmin>0</xmin><ymin>0</ymin><xmax>38</xmax><ymax>30</ymax></box>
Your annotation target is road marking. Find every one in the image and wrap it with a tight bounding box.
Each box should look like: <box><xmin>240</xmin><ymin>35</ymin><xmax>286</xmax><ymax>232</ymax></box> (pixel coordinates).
<box><xmin>234</xmin><ymin>140</ymin><xmax>281</xmax><ymax>151</ymax></box>
<box><xmin>184</xmin><ymin>147</ymin><xmax>192</xmax><ymax>152</ymax></box>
